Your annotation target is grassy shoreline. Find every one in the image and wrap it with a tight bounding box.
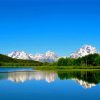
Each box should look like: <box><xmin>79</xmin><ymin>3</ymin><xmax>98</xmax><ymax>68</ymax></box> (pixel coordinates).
<box><xmin>1</xmin><ymin>66</ymin><xmax>100</xmax><ymax>71</ymax></box>
<box><xmin>32</xmin><ymin>66</ymin><xmax>100</xmax><ymax>71</ymax></box>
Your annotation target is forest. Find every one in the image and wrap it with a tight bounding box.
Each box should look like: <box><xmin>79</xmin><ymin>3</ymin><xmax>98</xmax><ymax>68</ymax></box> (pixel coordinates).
<box><xmin>57</xmin><ymin>54</ymin><xmax>100</xmax><ymax>66</ymax></box>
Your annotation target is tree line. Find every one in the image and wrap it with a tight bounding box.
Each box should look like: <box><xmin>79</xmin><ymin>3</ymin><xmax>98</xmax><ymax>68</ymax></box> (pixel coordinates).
<box><xmin>57</xmin><ymin>53</ymin><xmax>100</xmax><ymax>66</ymax></box>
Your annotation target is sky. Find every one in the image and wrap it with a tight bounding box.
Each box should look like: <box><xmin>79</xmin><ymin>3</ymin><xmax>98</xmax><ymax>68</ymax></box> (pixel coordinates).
<box><xmin>0</xmin><ymin>0</ymin><xmax>100</xmax><ymax>56</ymax></box>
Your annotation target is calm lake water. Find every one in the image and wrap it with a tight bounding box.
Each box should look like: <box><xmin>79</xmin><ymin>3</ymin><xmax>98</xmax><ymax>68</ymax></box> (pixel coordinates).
<box><xmin>0</xmin><ymin>68</ymin><xmax>100</xmax><ymax>100</ymax></box>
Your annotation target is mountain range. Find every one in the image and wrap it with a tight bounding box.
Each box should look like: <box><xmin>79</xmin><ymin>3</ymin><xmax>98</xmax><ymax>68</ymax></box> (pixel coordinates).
<box><xmin>7</xmin><ymin>45</ymin><xmax>99</xmax><ymax>62</ymax></box>
<box><xmin>7</xmin><ymin>51</ymin><xmax>58</xmax><ymax>63</ymax></box>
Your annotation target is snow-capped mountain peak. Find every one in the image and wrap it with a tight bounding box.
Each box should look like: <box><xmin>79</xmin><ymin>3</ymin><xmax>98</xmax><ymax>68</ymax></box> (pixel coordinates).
<box><xmin>32</xmin><ymin>51</ymin><xmax>58</xmax><ymax>62</ymax></box>
<box><xmin>45</xmin><ymin>51</ymin><xmax>57</xmax><ymax>59</ymax></box>
<box><xmin>70</xmin><ymin>45</ymin><xmax>97</xmax><ymax>58</ymax></box>
<box><xmin>7</xmin><ymin>51</ymin><xmax>32</xmax><ymax>60</ymax></box>
<box><xmin>7</xmin><ymin>51</ymin><xmax>58</xmax><ymax>62</ymax></box>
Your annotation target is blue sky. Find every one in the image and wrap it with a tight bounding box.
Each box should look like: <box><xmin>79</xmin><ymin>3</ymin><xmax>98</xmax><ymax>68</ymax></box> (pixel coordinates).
<box><xmin>0</xmin><ymin>0</ymin><xmax>100</xmax><ymax>56</ymax></box>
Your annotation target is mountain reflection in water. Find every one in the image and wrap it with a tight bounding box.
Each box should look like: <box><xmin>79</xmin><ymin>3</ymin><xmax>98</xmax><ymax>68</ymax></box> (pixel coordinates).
<box><xmin>0</xmin><ymin>70</ymin><xmax>100</xmax><ymax>89</ymax></box>
<box><xmin>8</xmin><ymin>71</ymin><xmax>57</xmax><ymax>83</ymax></box>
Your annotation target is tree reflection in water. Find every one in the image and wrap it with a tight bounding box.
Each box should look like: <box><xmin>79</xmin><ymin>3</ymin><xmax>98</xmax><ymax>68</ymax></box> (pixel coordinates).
<box><xmin>0</xmin><ymin>70</ymin><xmax>100</xmax><ymax>88</ymax></box>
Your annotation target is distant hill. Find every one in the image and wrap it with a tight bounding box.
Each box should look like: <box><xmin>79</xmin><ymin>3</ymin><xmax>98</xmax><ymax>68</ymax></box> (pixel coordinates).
<box><xmin>0</xmin><ymin>54</ymin><xmax>43</xmax><ymax>66</ymax></box>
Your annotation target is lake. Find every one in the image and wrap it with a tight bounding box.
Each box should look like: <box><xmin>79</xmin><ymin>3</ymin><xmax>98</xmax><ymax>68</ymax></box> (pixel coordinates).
<box><xmin>0</xmin><ymin>68</ymin><xmax>100</xmax><ymax>100</ymax></box>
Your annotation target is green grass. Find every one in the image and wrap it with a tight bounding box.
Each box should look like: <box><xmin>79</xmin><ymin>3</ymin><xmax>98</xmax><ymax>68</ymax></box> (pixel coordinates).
<box><xmin>32</xmin><ymin>66</ymin><xmax>100</xmax><ymax>71</ymax></box>
<box><xmin>1</xmin><ymin>65</ymin><xmax>100</xmax><ymax>71</ymax></box>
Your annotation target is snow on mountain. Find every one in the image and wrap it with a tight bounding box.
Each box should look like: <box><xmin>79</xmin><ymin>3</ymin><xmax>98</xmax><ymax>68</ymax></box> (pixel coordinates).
<box><xmin>70</xmin><ymin>45</ymin><xmax>97</xmax><ymax>58</ymax></box>
<box><xmin>44</xmin><ymin>51</ymin><xmax>58</xmax><ymax>62</ymax></box>
<box><xmin>7</xmin><ymin>51</ymin><xmax>58</xmax><ymax>62</ymax></box>
<box><xmin>7</xmin><ymin>51</ymin><xmax>32</xmax><ymax>60</ymax></box>
<box><xmin>7</xmin><ymin>44</ymin><xmax>98</xmax><ymax>61</ymax></box>
<box><xmin>30</xmin><ymin>51</ymin><xmax>58</xmax><ymax>62</ymax></box>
